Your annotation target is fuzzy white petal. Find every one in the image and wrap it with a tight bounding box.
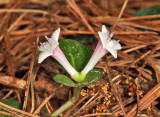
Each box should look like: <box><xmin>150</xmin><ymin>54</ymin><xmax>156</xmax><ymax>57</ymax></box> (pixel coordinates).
<box><xmin>105</xmin><ymin>40</ymin><xmax>121</xmax><ymax>58</ymax></box>
<box><xmin>39</xmin><ymin>44</ymin><xmax>44</xmax><ymax>52</ymax></box>
<box><xmin>105</xmin><ymin>46</ymin><xmax>117</xmax><ymax>58</ymax></box>
<box><xmin>39</xmin><ymin>42</ymin><xmax>49</xmax><ymax>52</ymax></box>
<box><xmin>111</xmin><ymin>40</ymin><xmax>122</xmax><ymax>50</ymax></box>
<box><xmin>102</xmin><ymin>25</ymin><xmax>109</xmax><ymax>35</ymax></box>
<box><xmin>98</xmin><ymin>32</ymin><xmax>108</xmax><ymax>48</ymax></box>
<box><xmin>38</xmin><ymin>52</ymin><xmax>52</xmax><ymax>63</ymax></box>
<box><xmin>51</xmin><ymin>28</ymin><xmax>60</xmax><ymax>41</ymax></box>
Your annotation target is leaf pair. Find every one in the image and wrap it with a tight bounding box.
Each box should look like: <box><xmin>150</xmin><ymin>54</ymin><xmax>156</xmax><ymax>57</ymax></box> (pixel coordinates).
<box><xmin>53</xmin><ymin>69</ymin><xmax>102</xmax><ymax>87</ymax></box>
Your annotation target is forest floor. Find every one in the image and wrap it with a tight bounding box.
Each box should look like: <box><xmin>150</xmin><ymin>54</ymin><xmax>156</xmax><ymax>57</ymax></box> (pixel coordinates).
<box><xmin>0</xmin><ymin>0</ymin><xmax>160</xmax><ymax>116</ymax></box>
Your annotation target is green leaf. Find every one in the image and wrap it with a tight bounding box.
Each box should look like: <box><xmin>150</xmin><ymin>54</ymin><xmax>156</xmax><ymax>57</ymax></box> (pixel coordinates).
<box><xmin>77</xmin><ymin>69</ymin><xmax>103</xmax><ymax>87</ymax></box>
<box><xmin>133</xmin><ymin>5</ymin><xmax>160</xmax><ymax>20</ymax></box>
<box><xmin>74</xmin><ymin>34</ymin><xmax>96</xmax><ymax>44</ymax></box>
<box><xmin>59</xmin><ymin>39</ymin><xmax>93</xmax><ymax>72</ymax></box>
<box><xmin>53</xmin><ymin>69</ymin><xmax>103</xmax><ymax>87</ymax></box>
<box><xmin>0</xmin><ymin>99</ymin><xmax>22</xmax><ymax>117</ymax></box>
<box><xmin>53</xmin><ymin>74</ymin><xmax>76</xmax><ymax>87</ymax></box>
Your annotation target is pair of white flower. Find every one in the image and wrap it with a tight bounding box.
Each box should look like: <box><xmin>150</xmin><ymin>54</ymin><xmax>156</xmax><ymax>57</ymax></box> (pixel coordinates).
<box><xmin>38</xmin><ymin>25</ymin><xmax>121</xmax><ymax>79</ymax></box>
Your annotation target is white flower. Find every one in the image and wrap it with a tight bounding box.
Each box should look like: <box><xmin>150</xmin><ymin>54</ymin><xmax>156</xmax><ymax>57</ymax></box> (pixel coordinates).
<box><xmin>82</xmin><ymin>25</ymin><xmax>121</xmax><ymax>74</ymax></box>
<box><xmin>98</xmin><ymin>25</ymin><xmax>121</xmax><ymax>58</ymax></box>
<box><xmin>38</xmin><ymin>28</ymin><xmax>60</xmax><ymax>63</ymax></box>
<box><xmin>38</xmin><ymin>28</ymin><xmax>78</xmax><ymax>77</ymax></box>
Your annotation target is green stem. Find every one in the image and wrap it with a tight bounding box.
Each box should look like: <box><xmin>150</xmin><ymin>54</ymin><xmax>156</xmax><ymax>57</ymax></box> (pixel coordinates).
<box><xmin>50</xmin><ymin>87</ymin><xmax>81</xmax><ymax>117</ymax></box>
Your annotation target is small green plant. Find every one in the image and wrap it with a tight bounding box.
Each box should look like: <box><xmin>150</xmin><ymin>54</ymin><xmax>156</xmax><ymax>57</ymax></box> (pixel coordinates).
<box><xmin>38</xmin><ymin>25</ymin><xmax>121</xmax><ymax>116</ymax></box>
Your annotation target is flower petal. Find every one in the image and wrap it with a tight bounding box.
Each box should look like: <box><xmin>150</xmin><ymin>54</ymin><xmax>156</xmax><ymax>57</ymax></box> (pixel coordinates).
<box><xmin>98</xmin><ymin>32</ymin><xmax>108</xmax><ymax>48</ymax></box>
<box><xmin>112</xmin><ymin>40</ymin><xmax>122</xmax><ymax>50</ymax></box>
<box><xmin>38</xmin><ymin>52</ymin><xmax>52</xmax><ymax>63</ymax></box>
<box><xmin>107</xmin><ymin>40</ymin><xmax>121</xmax><ymax>50</ymax></box>
<box><xmin>105</xmin><ymin>40</ymin><xmax>122</xmax><ymax>58</ymax></box>
<box><xmin>105</xmin><ymin>46</ymin><xmax>118</xmax><ymax>58</ymax></box>
<box><xmin>51</xmin><ymin>28</ymin><xmax>60</xmax><ymax>41</ymax></box>
<box><xmin>39</xmin><ymin>42</ymin><xmax>50</xmax><ymax>52</ymax></box>
<box><xmin>102</xmin><ymin>25</ymin><xmax>109</xmax><ymax>35</ymax></box>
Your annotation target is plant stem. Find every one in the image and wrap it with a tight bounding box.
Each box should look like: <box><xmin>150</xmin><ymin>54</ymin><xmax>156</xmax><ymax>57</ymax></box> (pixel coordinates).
<box><xmin>50</xmin><ymin>87</ymin><xmax>81</xmax><ymax>117</ymax></box>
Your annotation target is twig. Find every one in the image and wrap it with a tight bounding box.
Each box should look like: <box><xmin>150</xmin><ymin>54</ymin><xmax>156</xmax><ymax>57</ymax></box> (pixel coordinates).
<box><xmin>0</xmin><ymin>102</ymin><xmax>40</xmax><ymax>117</ymax></box>
<box><xmin>112</xmin><ymin>0</ymin><xmax>128</xmax><ymax>31</ymax></box>
<box><xmin>4</xmin><ymin>32</ymin><xmax>21</xmax><ymax>102</ymax></box>
<box><xmin>63</xmin><ymin>95</ymin><xmax>89</xmax><ymax>117</ymax></box>
<box><xmin>22</xmin><ymin>46</ymin><xmax>35</xmax><ymax>111</ymax></box>
<box><xmin>70</xmin><ymin>92</ymin><xmax>99</xmax><ymax>116</ymax></box>
<box><xmin>0</xmin><ymin>110</ymin><xmax>13</xmax><ymax>116</ymax></box>
<box><xmin>33</xmin><ymin>92</ymin><xmax>55</xmax><ymax>115</ymax></box>
<box><xmin>0</xmin><ymin>9</ymin><xmax>48</xmax><ymax>15</ymax></box>
<box><xmin>1</xmin><ymin>90</ymin><xmax>14</xmax><ymax>99</ymax></box>
<box><xmin>0</xmin><ymin>13</ymin><xmax>26</xmax><ymax>42</ymax></box>
<box><xmin>91</xmin><ymin>14</ymin><xmax>160</xmax><ymax>22</ymax></box>
<box><xmin>84</xmin><ymin>112</ymin><xmax>123</xmax><ymax>116</ymax></box>
<box><xmin>67</xmin><ymin>0</ymin><xmax>94</xmax><ymax>32</ymax></box>
<box><xmin>30</xmin><ymin>37</ymin><xmax>39</xmax><ymax>113</ymax></box>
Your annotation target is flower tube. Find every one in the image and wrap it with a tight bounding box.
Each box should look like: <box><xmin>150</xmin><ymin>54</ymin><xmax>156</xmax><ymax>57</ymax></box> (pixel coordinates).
<box><xmin>82</xmin><ymin>25</ymin><xmax>121</xmax><ymax>74</ymax></box>
<box><xmin>38</xmin><ymin>28</ymin><xmax>78</xmax><ymax>77</ymax></box>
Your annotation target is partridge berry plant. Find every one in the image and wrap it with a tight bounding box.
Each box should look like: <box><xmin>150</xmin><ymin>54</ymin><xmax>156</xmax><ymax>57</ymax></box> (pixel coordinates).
<box><xmin>38</xmin><ymin>25</ymin><xmax>121</xmax><ymax>116</ymax></box>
